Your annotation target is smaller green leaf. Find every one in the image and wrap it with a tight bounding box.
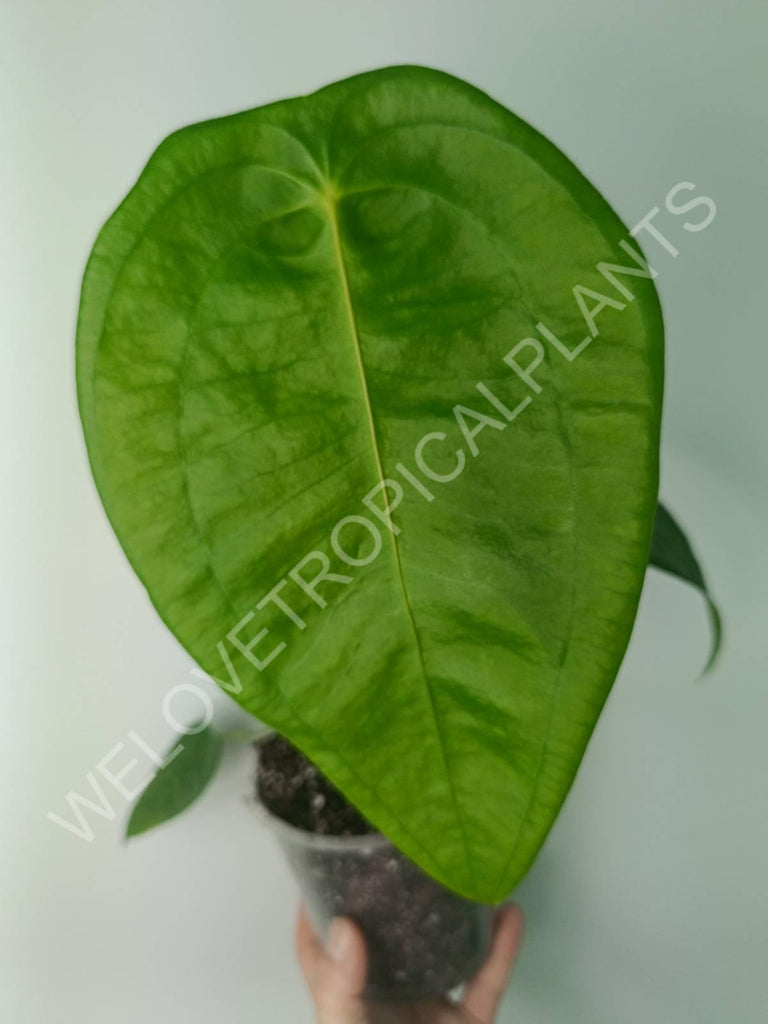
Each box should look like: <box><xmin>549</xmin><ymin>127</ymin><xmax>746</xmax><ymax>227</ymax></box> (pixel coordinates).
<box><xmin>126</xmin><ymin>724</ymin><xmax>224</xmax><ymax>838</ymax></box>
<box><xmin>650</xmin><ymin>502</ymin><xmax>723</xmax><ymax>671</ymax></box>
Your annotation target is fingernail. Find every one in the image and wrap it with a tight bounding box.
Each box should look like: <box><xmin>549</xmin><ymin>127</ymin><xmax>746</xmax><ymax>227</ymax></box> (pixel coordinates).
<box><xmin>326</xmin><ymin>919</ymin><xmax>352</xmax><ymax>963</ymax></box>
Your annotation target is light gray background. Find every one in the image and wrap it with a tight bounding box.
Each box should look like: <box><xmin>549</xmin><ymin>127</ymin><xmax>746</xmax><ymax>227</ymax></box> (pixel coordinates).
<box><xmin>2</xmin><ymin>1</ymin><xmax>766</xmax><ymax>1021</ymax></box>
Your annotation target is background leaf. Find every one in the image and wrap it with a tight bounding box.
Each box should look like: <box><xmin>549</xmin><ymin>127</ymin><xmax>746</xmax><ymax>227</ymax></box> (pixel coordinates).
<box><xmin>650</xmin><ymin>502</ymin><xmax>722</xmax><ymax>671</ymax></box>
<box><xmin>126</xmin><ymin>725</ymin><xmax>224</xmax><ymax>838</ymax></box>
<box><xmin>78</xmin><ymin>66</ymin><xmax>664</xmax><ymax>901</ymax></box>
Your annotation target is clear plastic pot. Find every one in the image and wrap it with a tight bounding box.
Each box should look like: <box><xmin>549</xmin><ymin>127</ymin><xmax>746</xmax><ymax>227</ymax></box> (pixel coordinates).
<box><xmin>255</xmin><ymin>793</ymin><xmax>493</xmax><ymax>1002</ymax></box>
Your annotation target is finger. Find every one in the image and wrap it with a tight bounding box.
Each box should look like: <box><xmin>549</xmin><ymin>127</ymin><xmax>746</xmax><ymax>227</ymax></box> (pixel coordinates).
<box><xmin>295</xmin><ymin>907</ymin><xmax>369</xmax><ymax>1021</ymax></box>
<box><xmin>461</xmin><ymin>904</ymin><xmax>524</xmax><ymax>1022</ymax></box>
<box><xmin>295</xmin><ymin>905</ymin><xmax>324</xmax><ymax>987</ymax></box>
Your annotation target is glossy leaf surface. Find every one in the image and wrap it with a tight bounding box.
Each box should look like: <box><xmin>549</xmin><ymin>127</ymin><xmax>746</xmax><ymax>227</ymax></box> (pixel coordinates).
<box><xmin>126</xmin><ymin>725</ymin><xmax>224</xmax><ymax>838</ymax></box>
<box><xmin>78</xmin><ymin>66</ymin><xmax>664</xmax><ymax>901</ymax></box>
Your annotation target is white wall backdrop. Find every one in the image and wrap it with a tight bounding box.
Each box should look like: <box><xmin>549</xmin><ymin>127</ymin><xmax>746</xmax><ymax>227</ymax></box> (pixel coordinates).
<box><xmin>2</xmin><ymin>1</ymin><xmax>766</xmax><ymax>1021</ymax></box>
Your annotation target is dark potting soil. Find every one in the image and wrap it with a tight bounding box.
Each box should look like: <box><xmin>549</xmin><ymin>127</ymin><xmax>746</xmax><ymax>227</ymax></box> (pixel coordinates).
<box><xmin>257</xmin><ymin>734</ymin><xmax>375</xmax><ymax>836</ymax></box>
<box><xmin>256</xmin><ymin>735</ymin><xmax>490</xmax><ymax>1000</ymax></box>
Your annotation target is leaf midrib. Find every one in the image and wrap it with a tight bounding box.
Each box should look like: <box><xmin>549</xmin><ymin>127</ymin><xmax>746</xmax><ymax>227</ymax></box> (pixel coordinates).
<box><xmin>324</xmin><ymin>194</ymin><xmax>474</xmax><ymax>880</ymax></box>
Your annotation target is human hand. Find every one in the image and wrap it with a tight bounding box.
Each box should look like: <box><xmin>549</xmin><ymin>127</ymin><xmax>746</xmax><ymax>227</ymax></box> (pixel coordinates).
<box><xmin>296</xmin><ymin>902</ymin><xmax>524</xmax><ymax>1023</ymax></box>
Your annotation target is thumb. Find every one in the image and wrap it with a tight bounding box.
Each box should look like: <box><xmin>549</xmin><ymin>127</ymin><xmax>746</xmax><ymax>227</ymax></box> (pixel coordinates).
<box><xmin>296</xmin><ymin>907</ymin><xmax>368</xmax><ymax>1023</ymax></box>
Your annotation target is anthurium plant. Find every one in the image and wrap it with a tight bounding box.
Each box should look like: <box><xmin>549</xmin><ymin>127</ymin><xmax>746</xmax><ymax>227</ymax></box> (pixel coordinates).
<box><xmin>77</xmin><ymin>65</ymin><xmax>720</xmax><ymax>904</ymax></box>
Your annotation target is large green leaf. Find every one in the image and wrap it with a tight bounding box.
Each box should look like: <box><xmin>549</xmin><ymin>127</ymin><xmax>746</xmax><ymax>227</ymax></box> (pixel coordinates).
<box><xmin>77</xmin><ymin>66</ymin><xmax>664</xmax><ymax>902</ymax></box>
<box><xmin>650</xmin><ymin>502</ymin><xmax>722</xmax><ymax>671</ymax></box>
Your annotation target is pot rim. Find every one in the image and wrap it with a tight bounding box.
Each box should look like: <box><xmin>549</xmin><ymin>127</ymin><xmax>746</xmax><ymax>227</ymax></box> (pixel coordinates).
<box><xmin>250</xmin><ymin>794</ymin><xmax>393</xmax><ymax>852</ymax></box>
